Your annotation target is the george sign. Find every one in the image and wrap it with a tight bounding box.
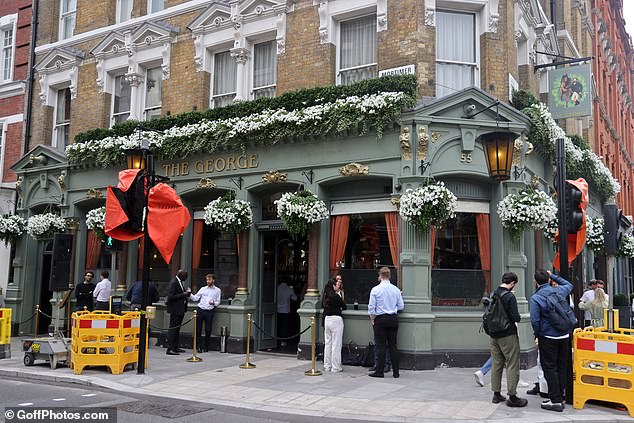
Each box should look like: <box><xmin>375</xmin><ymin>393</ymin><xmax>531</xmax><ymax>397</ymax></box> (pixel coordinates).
<box><xmin>379</xmin><ymin>64</ymin><xmax>415</xmax><ymax>77</ymax></box>
<box><xmin>548</xmin><ymin>63</ymin><xmax>592</xmax><ymax>119</ymax></box>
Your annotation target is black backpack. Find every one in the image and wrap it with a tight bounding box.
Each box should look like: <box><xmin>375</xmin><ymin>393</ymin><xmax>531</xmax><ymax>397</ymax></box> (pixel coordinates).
<box><xmin>482</xmin><ymin>291</ymin><xmax>512</xmax><ymax>336</ymax></box>
<box><xmin>538</xmin><ymin>290</ymin><xmax>577</xmax><ymax>332</ymax></box>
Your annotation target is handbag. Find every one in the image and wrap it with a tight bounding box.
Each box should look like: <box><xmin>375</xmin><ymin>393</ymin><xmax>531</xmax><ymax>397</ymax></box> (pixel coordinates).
<box><xmin>361</xmin><ymin>342</ymin><xmax>375</xmax><ymax>367</ymax></box>
<box><xmin>341</xmin><ymin>341</ymin><xmax>362</xmax><ymax>366</ymax></box>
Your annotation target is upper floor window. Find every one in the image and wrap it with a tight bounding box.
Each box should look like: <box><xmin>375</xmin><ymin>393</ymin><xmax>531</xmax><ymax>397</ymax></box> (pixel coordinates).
<box><xmin>117</xmin><ymin>0</ymin><xmax>133</xmax><ymax>23</ymax></box>
<box><xmin>338</xmin><ymin>15</ymin><xmax>377</xmax><ymax>85</ymax></box>
<box><xmin>1</xmin><ymin>25</ymin><xmax>14</xmax><ymax>82</ymax></box>
<box><xmin>144</xmin><ymin>66</ymin><xmax>162</xmax><ymax>120</ymax></box>
<box><xmin>148</xmin><ymin>0</ymin><xmax>164</xmax><ymax>14</ymax></box>
<box><xmin>435</xmin><ymin>11</ymin><xmax>477</xmax><ymax>98</ymax></box>
<box><xmin>253</xmin><ymin>41</ymin><xmax>276</xmax><ymax>99</ymax></box>
<box><xmin>212</xmin><ymin>51</ymin><xmax>237</xmax><ymax>108</ymax></box>
<box><xmin>53</xmin><ymin>87</ymin><xmax>71</xmax><ymax>149</ymax></box>
<box><xmin>59</xmin><ymin>0</ymin><xmax>76</xmax><ymax>40</ymax></box>
<box><xmin>112</xmin><ymin>74</ymin><xmax>131</xmax><ymax>125</ymax></box>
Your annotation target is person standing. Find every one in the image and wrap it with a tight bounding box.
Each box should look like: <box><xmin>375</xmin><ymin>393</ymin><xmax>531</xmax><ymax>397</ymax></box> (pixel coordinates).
<box><xmin>488</xmin><ymin>272</ymin><xmax>528</xmax><ymax>407</ymax></box>
<box><xmin>368</xmin><ymin>267</ymin><xmax>404</xmax><ymax>378</ymax></box>
<box><xmin>126</xmin><ymin>280</ymin><xmax>160</xmax><ymax>310</ymax></box>
<box><xmin>190</xmin><ymin>274</ymin><xmax>222</xmax><ymax>353</ymax></box>
<box><xmin>166</xmin><ymin>270</ymin><xmax>191</xmax><ymax>355</ymax></box>
<box><xmin>579</xmin><ymin>280</ymin><xmax>598</xmax><ymax>327</ymax></box>
<box><xmin>530</xmin><ymin>269</ymin><xmax>574</xmax><ymax>412</ymax></box>
<box><xmin>276</xmin><ymin>280</ymin><xmax>297</xmax><ymax>348</ymax></box>
<box><xmin>322</xmin><ymin>278</ymin><xmax>346</xmax><ymax>373</ymax></box>
<box><xmin>579</xmin><ymin>286</ymin><xmax>609</xmax><ymax>327</ymax></box>
<box><xmin>75</xmin><ymin>271</ymin><xmax>96</xmax><ymax>311</ymax></box>
<box><xmin>93</xmin><ymin>271</ymin><xmax>112</xmax><ymax>311</ymax></box>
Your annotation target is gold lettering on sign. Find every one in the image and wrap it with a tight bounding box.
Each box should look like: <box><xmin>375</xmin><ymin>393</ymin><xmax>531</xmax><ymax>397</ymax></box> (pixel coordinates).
<box><xmin>237</xmin><ymin>155</ymin><xmax>248</xmax><ymax>169</ymax></box>
<box><xmin>162</xmin><ymin>154</ymin><xmax>260</xmax><ymax>177</ymax></box>
<box><xmin>249</xmin><ymin>154</ymin><xmax>258</xmax><ymax>168</ymax></box>
<box><xmin>194</xmin><ymin>161</ymin><xmax>204</xmax><ymax>173</ymax></box>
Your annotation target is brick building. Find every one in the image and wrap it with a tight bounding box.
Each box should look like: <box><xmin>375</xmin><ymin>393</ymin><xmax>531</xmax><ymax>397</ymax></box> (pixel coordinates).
<box><xmin>6</xmin><ymin>0</ymin><xmax>624</xmax><ymax>364</ymax></box>
<box><xmin>0</xmin><ymin>0</ymin><xmax>33</xmax><ymax>294</ymax></box>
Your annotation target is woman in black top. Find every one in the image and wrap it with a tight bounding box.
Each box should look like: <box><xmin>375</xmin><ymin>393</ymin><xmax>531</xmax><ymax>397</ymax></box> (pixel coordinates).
<box><xmin>322</xmin><ymin>278</ymin><xmax>346</xmax><ymax>372</ymax></box>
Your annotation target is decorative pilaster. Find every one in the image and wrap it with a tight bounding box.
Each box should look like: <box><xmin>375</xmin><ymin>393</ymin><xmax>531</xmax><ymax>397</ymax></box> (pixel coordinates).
<box><xmin>125</xmin><ymin>72</ymin><xmax>144</xmax><ymax>120</ymax></box>
<box><xmin>236</xmin><ymin>230</ymin><xmax>249</xmax><ymax>294</ymax></box>
<box><xmin>230</xmin><ymin>47</ymin><xmax>250</xmax><ymax>101</ymax></box>
<box><xmin>305</xmin><ymin>228</ymin><xmax>319</xmax><ymax>297</ymax></box>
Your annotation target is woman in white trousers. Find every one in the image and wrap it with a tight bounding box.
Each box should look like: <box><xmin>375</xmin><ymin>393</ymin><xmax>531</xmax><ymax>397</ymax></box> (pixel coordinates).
<box><xmin>322</xmin><ymin>277</ymin><xmax>346</xmax><ymax>372</ymax></box>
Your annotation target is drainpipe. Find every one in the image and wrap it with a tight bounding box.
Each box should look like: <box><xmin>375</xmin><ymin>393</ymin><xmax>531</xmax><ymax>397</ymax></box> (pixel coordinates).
<box><xmin>24</xmin><ymin>0</ymin><xmax>39</xmax><ymax>154</ymax></box>
<box><xmin>550</xmin><ymin>0</ymin><xmax>557</xmax><ymax>34</ymax></box>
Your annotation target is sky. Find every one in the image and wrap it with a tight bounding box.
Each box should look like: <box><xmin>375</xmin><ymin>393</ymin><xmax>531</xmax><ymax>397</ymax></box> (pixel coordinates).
<box><xmin>624</xmin><ymin>1</ymin><xmax>634</xmax><ymax>43</ymax></box>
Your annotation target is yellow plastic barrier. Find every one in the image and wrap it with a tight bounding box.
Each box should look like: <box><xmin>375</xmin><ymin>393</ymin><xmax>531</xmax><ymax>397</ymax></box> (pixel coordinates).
<box><xmin>0</xmin><ymin>308</ymin><xmax>12</xmax><ymax>345</ymax></box>
<box><xmin>70</xmin><ymin>311</ymin><xmax>140</xmax><ymax>375</ymax></box>
<box><xmin>573</xmin><ymin>309</ymin><xmax>634</xmax><ymax>417</ymax></box>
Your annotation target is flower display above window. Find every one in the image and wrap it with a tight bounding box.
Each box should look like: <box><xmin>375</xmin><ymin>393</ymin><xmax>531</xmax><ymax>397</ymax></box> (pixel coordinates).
<box><xmin>275</xmin><ymin>190</ymin><xmax>329</xmax><ymax>240</ymax></box>
<box><xmin>0</xmin><ymin>215</ymin><xmax>26</xmax><ymax>245</ymax></box>
<box><xmin>585</xmin><ymin>216</ymin><xmax>604</xmax><ymax>253</ymax></box>
<box><xmin>26</xmin><ymin>212</ymin><xmax>67</xmax><ymax>241</ymax></box>
<box><xmin>497</xmin><ymin>189</ymin><xmax>557</xmax><ymax>240</ymax></box>
<box><xmin>203</xmin><ymin>193</ymin><xmax>253</xmax><ymax>234</ymax></box>
<box><xmin>86</xmin><ymin>206</ymin><xmax>106</xmax><ymax>240</ymax></box>
<box><xmin>398</xmin><ymin>181</ymin><xmax>457</xmax><ymax>233</ymax></box>
<box><xmin>618</xmin><ymin>233</ymin><xmax>634</xmax><ymax>258</ymax></box>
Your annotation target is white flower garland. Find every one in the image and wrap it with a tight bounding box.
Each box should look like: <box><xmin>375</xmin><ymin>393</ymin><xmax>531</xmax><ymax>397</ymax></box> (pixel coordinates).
<box><xmin>619</xmin><ymin>233</ymin><xmax>634</xmax><ymax>258</ymax></box>
<box><xmin>27</xmin><ymin>213</ymin><xmax>67</xmax><ymax>241</ymax></box>
<box><xmin>204</xmin><ymin>196</ymin><xmax>253</xmax><ymax>234</ymax></box>
<box><xmin>275</xmin><ymin>190</ymin><xmax>329</xmax><ymax>239</ymax></box>
<box><xmin>0</xmin><ymin>215</ymin><xmax>27</xmax><ymax>245</ymax></box>
<box><xmin>66</xmin><ymin>92</ymin><xmax>408</xmax><ymax>164</ymax></box>
<box><xmin>497</xmin><ymin>189</ymin><xmax>557</xmax><ymax>239</ymax></box>
<box><xmin>585</xmin><ymin>216</ymin><xmax>604</xmax><ymax>252</ymax></box>
<box><xmin>399</xmin><ymin>181</ymin><xmax>457</xmax><ymax>232</ymax></box>
<box><xmin>86</xmin><ymin>206</ymin><xmax>106</xmax><ymax>239</ymax></box>
<box><xmin>543</xmin><ymin>216</ymin><xmax>559</xmax><ymax>241</ymax></box>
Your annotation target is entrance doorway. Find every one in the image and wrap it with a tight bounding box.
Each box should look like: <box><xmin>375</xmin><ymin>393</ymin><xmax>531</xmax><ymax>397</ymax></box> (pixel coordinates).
<box><xmin>37</xmin><ymin>243</ymin><xmax>53</xmax><ymax>334</ymax></box>
<box><xmin>259</xmin><ymin>231</ymin><xmax>308</xmax><ymax>353</ymax></box>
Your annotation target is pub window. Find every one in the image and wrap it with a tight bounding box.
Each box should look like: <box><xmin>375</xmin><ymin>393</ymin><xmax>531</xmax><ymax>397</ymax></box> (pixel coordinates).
<box><xmin>136</xmin><ymin>237</ymin><xmax>178</xmax><ymax>296</ymax></box>
<box><xmin>111</xmin><ymin>74</ymin><xmax>131</xmax><ymax>125</ymax></box>
<box><xmin>435</xmin><ymin>10</ymin><xmax>477</xmax><ymax>98</ymax></box>
<box><xmin>59</xmin><ymin>0</ymin><xmax>76</xmax><ymax>40</ymax></box>
<box><xmin>337</xmin><ymin>14</ymin><xmax>377</xmax><ymax>85</ymax></box>
<box><xmin>53</xmin><ymin>87</ymin><xmax>71</xmax><ymax>149</ymax></box>
<box><xmin>252</xmin><ymin>40</ymin><xmax>276</xmax><ymax>99</ymax></box>
<box><xmin>191</xmin><ymin>220</ymin><xmax>238</xmax><ymax>299</ymax></box>
<box><xmin>143</xmin><ymin>66</ymin><xmax>162</xmax><ymax>120</ymax></box>
<box><xmin>212</xmin><ymin>51</ymin><xmax>237</xmax><ymax>108</ymax></box>
<box><xmin>261</xmin><ymin>191</ymin><xmax>284</xmax><ymax>221</ymax></box>
<box><xmin>331</xmin><ymin>212</ymin><xmax>399</xmax><ymax>304</ymax></box>
<box><xmin>431</xmin><ymin>213</ymin><xmax>490</xmax><ymax>306</ymax></box>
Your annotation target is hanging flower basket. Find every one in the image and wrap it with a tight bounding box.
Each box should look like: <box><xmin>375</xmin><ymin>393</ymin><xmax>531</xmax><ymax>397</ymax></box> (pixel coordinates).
<box><xmin>618</xmin><ymin>234</ymin><xmax>634</xmax><ymax>258</ymax></box>
<box><xmin>86</xmin><ymin>206</ymin><xmax>106</xmax><ymax>241</ymax></box>
<box><xmin>543</xmin><ymin>216</ymin><xmax>559</xmax><ymax>241</ymax></box>
<box><xmin>27</xmin><ymin>212</ymin><xmax>67</xmax><ymax>241</ymax></box>
<box><xmin>497</xmin><ymin>189</ymin><xmax>557</xmax><ymax>240</ymax></box>
<box><xmin>398</xmin><ymin>181</ymin><xmax>457</xmax><ymax>232</ymax></box>
<box><xmin>204</xmin><ymin>193</ymin><xmax>253</xmax><ymax>234</ymax></box>
<box><xmin>0</xmin><ymin>215</ymin><xmax>27</xmax><ymax>246</ymax></box>
<box><xmin>585</xmin><ymin>216</ymin><xmax>604</xmax><ymax>253</ymax></box>
<box><xmin>275</xmin><ymin>190</ymin><xmax>329</xmax><ymax>240</ymax></box>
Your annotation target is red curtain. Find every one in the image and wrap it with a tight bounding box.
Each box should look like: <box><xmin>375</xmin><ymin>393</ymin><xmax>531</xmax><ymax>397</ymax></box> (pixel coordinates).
<box><xmin>85</xmin><ymin>230</ymin><xmax>102</xmax><ymax>270</ymax></box>
<box><xmin>476</xmin><ymin>214</ymin><xmax>491</xmax><ymax>294</ymax></box>
<box><xmin>192</xmin><ymin>220</ymin><xmax>204</xmax><ymax>271</ymax></box>
<box><xmin>385</xmin><ymin>212</ymin><xmax>399</xmax><ymax>269</ymax></box>
<box><xmin>329</xmin><ymin>215</ymin><xmax>350</xmax><ymax>273</ymax></box>
<box><xmin>430</xmin><ymin>229</ymin><xmax>436</xmax><ymax>269</ymax></box>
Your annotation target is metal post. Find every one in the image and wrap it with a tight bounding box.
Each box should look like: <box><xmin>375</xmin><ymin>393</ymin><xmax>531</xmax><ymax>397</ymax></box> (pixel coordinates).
<box><xmin>304</xmin><ymin>317</ymin><xmax>322</xmax><ymax>376</ymax></box>
<box><xmin>187</xmin><ymin>309</ymin><xmax>202</xmax><ymax>362</ymax></box>
<box><xmin>137</xmin><ymin>152</ymin><xmax>153</xmax><ymax>374</ymax></box>
<box><xmin>239</xmin><ymin>313</ymin><xmax>256</xmax><ymax>369</ymax></box>
<box><xmin>607</xmin><ymin>255</ymin><xmax>615</xmax><ymax>332</ymax></box>
<box><xmin>33</xmin><ymin>305</ymin><xmax>40</xmax><ymax>337</ymax></box>
<box><xmin>555</xmin><ymin>137</ymin><xmax>569</xmax><ymax>279</ymax></box>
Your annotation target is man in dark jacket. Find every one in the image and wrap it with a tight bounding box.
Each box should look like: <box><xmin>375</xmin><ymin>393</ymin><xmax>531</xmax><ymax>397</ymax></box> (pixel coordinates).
<box><xmin>126</xmin><ymin>280</ymin><xmax>160</xmax><ymax>310</ymax></box>
<box><xmin>166</xmin><ymin>270</ymin><xmax>191</xmax><ymax>355</ymax></box>
<box><xmin>530</xmin><ymin>269</ymin><xmax>574</xmax><ymax>412</ymax></box>
<box><xmin>75</xmin><ymin>271</ymin><xmax>95</xmax><ymax>311</ymax></box>
<box><xmin>489</xmin><ymin>272</ymin><xmax>528</xmax><ymax>407</ymax></box>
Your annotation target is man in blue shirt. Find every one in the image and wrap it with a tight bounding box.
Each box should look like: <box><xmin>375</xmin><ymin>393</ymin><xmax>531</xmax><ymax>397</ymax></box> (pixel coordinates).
<box><xmin>529</xmin><ymin>269</ymin><xmax>574</xmax><ymax>412</ymax></box>
<box><xmin>368</xmin><ymin>267</ymin><xmax>404</xmax><ymax>378</ymax></box>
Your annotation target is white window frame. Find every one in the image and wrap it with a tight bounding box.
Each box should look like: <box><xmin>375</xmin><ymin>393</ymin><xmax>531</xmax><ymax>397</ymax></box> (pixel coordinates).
<box><xmin>336</xmin><ymin>13</ymin><xmax>378</xmax><ymax>85</ymax></box>
<box><xmin>0</xmin><ymin>15</ymin><xmax>17</xmax><ymax>83</ymax></box>
<box><xmin>110</xmin><ymin>71</ymin><xmax>131</xmax><ymax>126</ymax></box>
<box><xmin>52</xmin><ymin>86</ymin><xmax>71</xmax><ymax>149</ymax></box>
<box><xmin>117</xmin><ymin>0</ymin><xmax>133</xmax><ymax>24</ymax></box>
<box><xmin>59</xmin><ymin>0</ymin><xmax>76</xmax><ymax>40</ymax></box>
<box><xmin>147</xmin><ymin>0</ymin><xmax>164</xmax><ymax>14</ymax></box>
<box><xmin>211</xmin><ymin>49</ymin><xmax>237</xmax><ymax>108</ymax></box>
<box><xmin>142</xmin><ymin>65</ymin><xmax>162</xmax><ymax>120</ymax></box>
<box><xmin>251</xmin><ymin>40</ymin><xmax>277</xmax><ymax>100</ymax></box>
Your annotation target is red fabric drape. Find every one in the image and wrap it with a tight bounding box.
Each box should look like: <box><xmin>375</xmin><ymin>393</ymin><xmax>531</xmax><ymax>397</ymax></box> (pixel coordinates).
<box><xmin>85</xmin><ymin>230</ymin><xmax>102</xmax><ymax>270</ymax></box>
<box><xmin>430</xmin><ymin>228</ymin><xmax>436</xmax><ymax>268</ymax></box>
<box><xmin>147</xmin><ymin>183</ymin><xmax>191</xmax><ymax>264</ymax></box>
<box><xmin>476</xmin><ymin>214</ymin><xmax>491</xmax><ymax>294</ymax></box>
<box><xmin>192</xmin><ymin>220</ymin><xmax>204</xmax><ymax>271</ymax></box>
<box><xmin>385</xmin><ymin>212</ymin><xmax>399</xmax><ymax>269</ymax></box>
<box><xmin>329</xmin><ymin>215</ymin><xmax>350</xmax><ymax>273</ymax></box>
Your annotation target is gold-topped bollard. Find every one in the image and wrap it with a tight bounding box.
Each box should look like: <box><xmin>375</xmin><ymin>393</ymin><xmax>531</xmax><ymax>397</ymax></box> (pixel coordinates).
<box><xmin>239</xmin><ymin>313</ymin><xmax>256</xmax><ymax>369</ymax></box>
<box><xmin>34</xmin><ymin>305</ymin><xmax>40</xmax><ymax>337</ymax></box>
<box><xmin>304</xmin><ymin>316</ymin><xmax>322</xmax><ymax>376</ymax></box>
<box><xmin>187</xmin><ymin>310</ymin><xmax>202</xmax><ymax>363</ymax></box>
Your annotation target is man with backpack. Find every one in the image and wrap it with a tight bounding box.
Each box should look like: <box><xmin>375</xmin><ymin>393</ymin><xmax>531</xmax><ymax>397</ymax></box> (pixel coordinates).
<box><xmin>529</xmin><ymin>269</ymin><xmax>576</xmax><ymax>412</ymax></box>
<box><xmin>484</xmin><ymin>272</ymin><xmax>528</xmax><ymax>407</ymax></box>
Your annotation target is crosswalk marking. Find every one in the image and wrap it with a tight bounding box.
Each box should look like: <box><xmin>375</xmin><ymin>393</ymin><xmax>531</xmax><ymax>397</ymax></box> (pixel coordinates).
<box><xmin>18</xmin><ymin>403</ymin><xmax>33</xmax><ymax>406</ymax></box>
<box><xmin>52</xmin><ymin>398</ymin><xmax>66</xmax><ymax>401</ymax></box>
<box><xmin>81</xmin><ymin>393</ymin><xmax>97</xmax><ymax>397</ymax></box>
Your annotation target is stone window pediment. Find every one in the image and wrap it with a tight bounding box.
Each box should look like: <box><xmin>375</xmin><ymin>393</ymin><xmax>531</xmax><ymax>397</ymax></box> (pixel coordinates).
<box><xmin>35</xmin><ymin>47</ymin><xmax>84</xmax><ymax>74</ymax></box>
<box><xmin>187</xmin><ymin>4</ymin><xmax>233</xmax><ymax>33</ymax></box>
<box><xmin>91</xmin><ymin>31</ymin><xmax>127</xmax><ymax>58</ymax></box>
<box><xmin>35</xmin><ymin>47</ymin><xmax>83</xmax><ymax>106</ymax></box>
<box><xmin>129</xmin><ymin>21</ymin><xmax>179</xmax><ymax>51</ymax></box>
<box><xmin>240</xmin><ymin>0</ymin><xmax>287</xmax><ymax>21</ymax></box>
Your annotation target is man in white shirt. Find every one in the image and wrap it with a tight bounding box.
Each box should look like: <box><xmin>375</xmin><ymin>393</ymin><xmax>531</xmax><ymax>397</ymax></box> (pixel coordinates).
<box><xmin>93</xmin><ymin>270</ymin><xmax>112</xmax><ymax>311</ymax></box>
<box><xmin>190</xmin><ymin>274</ymin><xmax>222</xmax><ymax>353</ymax></box>
<box><xmin>277</xmin><ymin>281</ymin><xmax>297</xmax><ymax>347</ymax></box>
<box><xmin>580</xmin><ymin>280</ymin><xmax>602</xmax><ymax>327</ymax></box>
<box><xmin>368</xmin><ymin>267</ymin><xmax>404</xmax><ymax>378</ymax></box>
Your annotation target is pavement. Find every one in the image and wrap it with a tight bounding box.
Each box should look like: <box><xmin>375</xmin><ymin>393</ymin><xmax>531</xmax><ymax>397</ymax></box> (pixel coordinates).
<box><xmin>1</xmin><ymin>339</ymin><xmax>633</xmax><ymax>423</ymax></box>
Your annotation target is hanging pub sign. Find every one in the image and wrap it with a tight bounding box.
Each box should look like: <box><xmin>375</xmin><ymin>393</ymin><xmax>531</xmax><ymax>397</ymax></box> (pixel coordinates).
<box><xmin>548</xmin><ymin>63</ymin><xmax>592</xmax><ymax>119</ymax></box>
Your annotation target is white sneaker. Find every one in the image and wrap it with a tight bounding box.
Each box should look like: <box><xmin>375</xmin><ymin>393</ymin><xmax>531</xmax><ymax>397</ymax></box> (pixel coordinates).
<box><xmin>518</xmin><ymin>380</ymin><xmax>530</xmax><ymax>388</ymax></box>
<box><xmin>474</xmin><ymin>370</ymin><xmax>485</xmax><ymax>387</ymax></box>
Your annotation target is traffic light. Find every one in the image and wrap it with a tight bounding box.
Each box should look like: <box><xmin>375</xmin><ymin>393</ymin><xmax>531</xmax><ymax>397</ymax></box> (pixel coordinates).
<box><xmin>565</xmin><ymin>181</ymin><xmax>584</xmax><ymax>232</ymax></box>
<box><xmin>105</xmin><ymin>236</ymin><xmax>123</xmax><ymax>252</ymax></box>
<box><xmin>603</xmin><ymin>203</ymin><xmax>632</xmax><ymax>255</ymax></box>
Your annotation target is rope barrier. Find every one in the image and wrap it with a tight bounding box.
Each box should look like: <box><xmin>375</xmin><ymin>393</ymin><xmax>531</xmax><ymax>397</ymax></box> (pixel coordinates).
<box><xmin>11</xmin><ymin>312</ymin><xmax>36</xmax><ymax>326</ymax></box>
<box><xmin>38</xmin><ymin>310</ymin><xmax>68</xmax><ymax>321</ymax></box>
<box><xmin>251</xmin><ymin>320</ymin><xmax>310</xmax><ymax>341</ymax></box>
<box><xmin>149</xmin><ymin>315</ymin><xmax>195</xmax><ymax>331</ymax></box>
